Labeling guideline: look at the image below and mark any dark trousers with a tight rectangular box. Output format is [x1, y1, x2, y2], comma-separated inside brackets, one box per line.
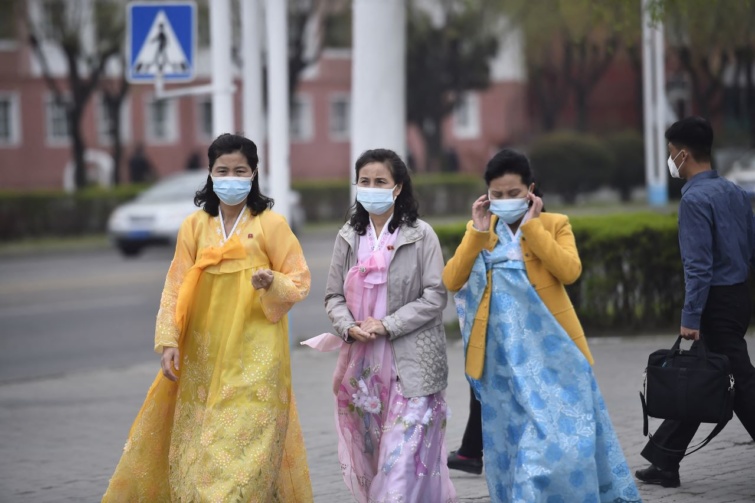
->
[641, 283, 755, 470]
[457, 385, 484, 459]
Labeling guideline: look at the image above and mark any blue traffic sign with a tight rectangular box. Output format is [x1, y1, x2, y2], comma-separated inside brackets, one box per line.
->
[127, 2, 196, 83]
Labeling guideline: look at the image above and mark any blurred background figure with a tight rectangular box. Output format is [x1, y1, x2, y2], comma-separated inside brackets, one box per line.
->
[128, 143, 155, 184]
[184, 150, 203, 171]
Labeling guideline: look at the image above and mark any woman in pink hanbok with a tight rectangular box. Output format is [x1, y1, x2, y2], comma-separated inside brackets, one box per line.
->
[305, 149, 457, 502]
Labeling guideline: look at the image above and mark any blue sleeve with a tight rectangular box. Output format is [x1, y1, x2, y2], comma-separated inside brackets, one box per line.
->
[678, 197, 714, 330]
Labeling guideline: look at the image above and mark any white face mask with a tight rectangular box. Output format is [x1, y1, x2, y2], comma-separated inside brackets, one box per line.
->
[488, 196, 529, 224]
[356, 186, 398, 215]
[211, 175, 254, 206]
[667, 151, 685, 179]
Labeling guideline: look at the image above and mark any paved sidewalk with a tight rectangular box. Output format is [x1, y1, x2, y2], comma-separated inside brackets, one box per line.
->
[1, 335, 753, 502]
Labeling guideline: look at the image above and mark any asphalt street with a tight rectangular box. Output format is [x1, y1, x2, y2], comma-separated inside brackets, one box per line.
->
[0, 229, 339, 383]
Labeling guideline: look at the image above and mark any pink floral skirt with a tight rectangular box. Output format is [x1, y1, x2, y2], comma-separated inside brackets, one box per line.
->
[334, 338, 458, 503]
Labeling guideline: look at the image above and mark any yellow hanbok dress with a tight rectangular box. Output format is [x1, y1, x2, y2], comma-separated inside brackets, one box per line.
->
[103, 208, 313, 503]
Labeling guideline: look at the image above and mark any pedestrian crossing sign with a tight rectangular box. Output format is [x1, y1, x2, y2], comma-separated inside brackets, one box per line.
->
[127, 2, 196, 83]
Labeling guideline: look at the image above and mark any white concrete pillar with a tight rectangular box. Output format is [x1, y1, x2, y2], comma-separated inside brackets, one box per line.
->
[210, 0, 234, 137]
[265, 0, 291, 222]
[350, 0, 406, 200]
[242, 0, 266, 172]
[641, 0, 667, 206]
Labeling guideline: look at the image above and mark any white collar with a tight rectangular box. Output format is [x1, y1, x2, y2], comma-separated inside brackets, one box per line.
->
[368, 213, 394, 250]
[219, 206, 246, 242]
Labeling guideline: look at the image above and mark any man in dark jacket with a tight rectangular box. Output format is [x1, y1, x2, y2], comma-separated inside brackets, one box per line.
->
[636, 116, 755, 488]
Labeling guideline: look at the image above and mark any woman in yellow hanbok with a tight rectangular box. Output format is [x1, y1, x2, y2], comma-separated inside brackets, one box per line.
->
[103, 134, 313, 503]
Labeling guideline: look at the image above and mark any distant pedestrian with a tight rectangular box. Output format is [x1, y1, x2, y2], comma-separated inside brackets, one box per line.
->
[303, 149, 458, 502]
[184, 150, 202, 171]
[128, 143, 154, 183]
[103, 134, 313, 502]
[636, 116, 755, 488]
[444, 149, 640, 502]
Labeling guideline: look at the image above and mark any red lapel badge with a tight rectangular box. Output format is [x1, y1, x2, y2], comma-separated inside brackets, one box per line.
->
[387, 245, 395, 251]
[248, 233, 254, 239]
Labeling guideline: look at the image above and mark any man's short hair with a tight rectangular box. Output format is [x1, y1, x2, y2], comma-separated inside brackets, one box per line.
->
[665, 116, 713, 162]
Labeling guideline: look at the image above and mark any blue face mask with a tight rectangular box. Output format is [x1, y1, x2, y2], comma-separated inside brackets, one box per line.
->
[211, 175, 254, 206]
[488, 197, 529, 224]
[356, 186, 397, 215]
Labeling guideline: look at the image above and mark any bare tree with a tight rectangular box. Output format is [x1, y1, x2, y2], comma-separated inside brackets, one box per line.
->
[406, 0, 499, 171]
[26, 0, 123, 190]
[94, 0, 129, 185]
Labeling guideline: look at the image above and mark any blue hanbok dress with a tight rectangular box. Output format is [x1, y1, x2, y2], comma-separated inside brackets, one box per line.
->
[454, 220, 641, 503]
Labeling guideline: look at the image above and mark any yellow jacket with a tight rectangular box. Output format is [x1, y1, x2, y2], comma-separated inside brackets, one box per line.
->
[443, 213, 594, 379]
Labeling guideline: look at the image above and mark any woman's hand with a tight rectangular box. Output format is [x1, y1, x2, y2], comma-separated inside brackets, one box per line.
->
[348, 323, 375, 342]
[361, 317, 388, 337]
[472, 194, 491, 231]
[526, 192, 543, 220]
[161, 347, 180, 382]
[252, 269, 274, 290]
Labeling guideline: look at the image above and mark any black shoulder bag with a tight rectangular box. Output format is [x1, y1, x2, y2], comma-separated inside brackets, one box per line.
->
[639, 335, 735, 456]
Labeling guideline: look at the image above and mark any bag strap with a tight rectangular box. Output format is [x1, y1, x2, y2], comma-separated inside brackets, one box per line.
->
[640, 373, 735, 457]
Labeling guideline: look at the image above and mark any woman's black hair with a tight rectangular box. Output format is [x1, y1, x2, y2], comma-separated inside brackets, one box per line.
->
[484, 148, 545, 207]
[348, 149, 419, 235]
[194, 133, 274, 216]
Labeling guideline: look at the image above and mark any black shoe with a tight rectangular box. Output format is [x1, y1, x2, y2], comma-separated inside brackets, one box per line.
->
[447, 450, 483, 475]
[635, 464, 680, 488]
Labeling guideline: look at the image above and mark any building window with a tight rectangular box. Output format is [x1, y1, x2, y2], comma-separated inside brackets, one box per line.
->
[46, 95, 69, 143]
[97, 95, 130, 145]
[290, 94, 313, 142]
[0, 93, 20, 146]
[329, 94, 350, 140]
[38, 0, 65, 40]
[452, 92, 480, 140]
[145, 96, 178, 143]
[197, 97, 213, 140]
[0, 0, 18, 48]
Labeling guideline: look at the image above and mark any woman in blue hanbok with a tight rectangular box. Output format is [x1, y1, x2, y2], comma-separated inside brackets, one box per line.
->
[443, 149, 641, 503]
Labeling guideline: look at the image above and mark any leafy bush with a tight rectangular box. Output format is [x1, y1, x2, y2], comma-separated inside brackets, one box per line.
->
[292, 173, 486, 223]
[435, 212, 755, 333]
[0, 175, 486, 240]
[528, 131, 614, 204]
[604, 131, 645, 202]
[0, 185, 145, 240]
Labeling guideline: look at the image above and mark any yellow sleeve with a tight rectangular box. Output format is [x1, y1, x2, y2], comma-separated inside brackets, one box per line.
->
[259, 212, 311, 323]
[442, 220, 490, 292]
[520, 216, 582, 285]
[154, 216, 198, 353]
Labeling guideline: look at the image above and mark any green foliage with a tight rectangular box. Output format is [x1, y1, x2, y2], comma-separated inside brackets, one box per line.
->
[0, 185, 144, 240]
[528, 131, 614, 203]
[603, 131, 645, 202]
[292, 174, 486, 222]
[436, 212, 690, 333]
[0, 175, 487, 240]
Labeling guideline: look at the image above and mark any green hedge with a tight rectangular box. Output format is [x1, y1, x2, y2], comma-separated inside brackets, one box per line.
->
[0, 175, 484, 241]
[292, 173, 485, 223]
[436, 212, 753, 334]
[0, 185, 146, 240]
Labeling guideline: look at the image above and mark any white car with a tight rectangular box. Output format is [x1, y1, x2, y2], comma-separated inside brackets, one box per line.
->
[724, 151, 755, 198]
[107, 172, 304, 256]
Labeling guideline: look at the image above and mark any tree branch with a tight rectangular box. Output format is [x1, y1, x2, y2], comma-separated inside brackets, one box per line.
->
[27, 31, 66, 106]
